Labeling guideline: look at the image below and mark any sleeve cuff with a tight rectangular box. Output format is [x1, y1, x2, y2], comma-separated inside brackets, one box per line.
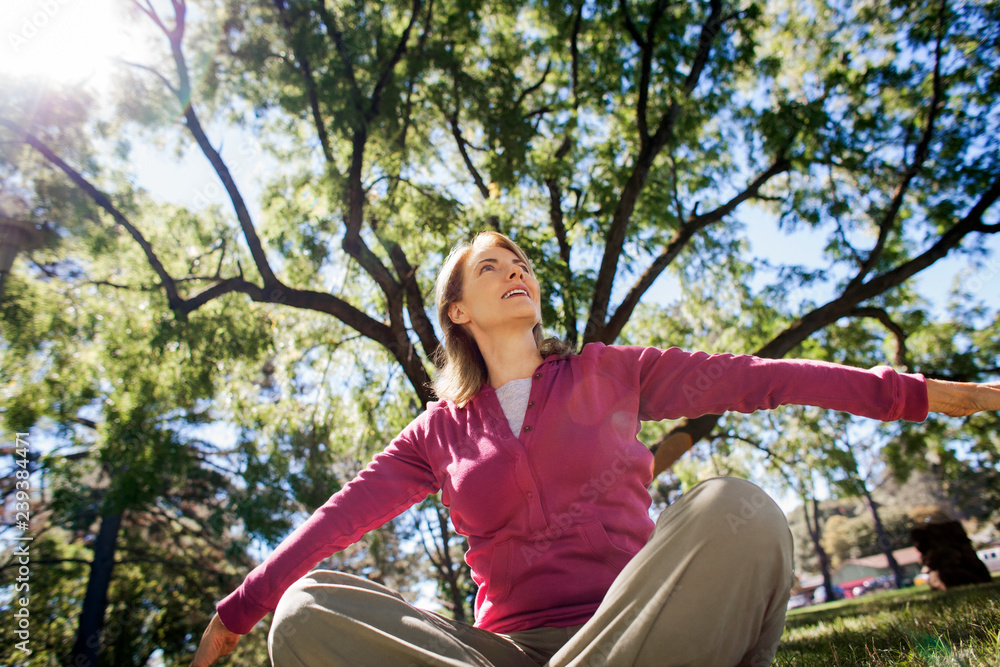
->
[898, 370, 929, 422]
[216, 586, 271, 635]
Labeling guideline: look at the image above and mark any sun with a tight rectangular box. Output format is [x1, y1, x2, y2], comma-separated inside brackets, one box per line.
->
[0, 0, 157, 91]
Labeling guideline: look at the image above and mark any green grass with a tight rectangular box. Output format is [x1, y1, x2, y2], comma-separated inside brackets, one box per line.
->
[775, 578, 1000, 666]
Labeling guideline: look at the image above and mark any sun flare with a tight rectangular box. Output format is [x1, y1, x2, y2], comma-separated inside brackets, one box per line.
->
[0, 0, 155, 91]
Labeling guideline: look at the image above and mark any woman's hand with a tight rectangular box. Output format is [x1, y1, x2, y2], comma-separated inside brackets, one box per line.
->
[926, 379, 1000, 417]
[191, 613, 241, 667]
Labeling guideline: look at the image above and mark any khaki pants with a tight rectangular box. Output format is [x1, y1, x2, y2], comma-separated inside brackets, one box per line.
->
[268, 477, 793, 667]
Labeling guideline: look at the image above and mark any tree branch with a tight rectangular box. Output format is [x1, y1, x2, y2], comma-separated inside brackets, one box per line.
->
[723, 430, 800, 474]
[515, 60, 552, 111]
[585, 0, 723, 344]
[380, 234, 441, 360]
[369, 0, 422, 121]
[3, 120, 183, 309]
[827, 165, 865, 269]
[650, 170, 1000, 476]
[618, 0, 645, 49]
[338, 154, 432, 402]
[764, 170, 1000, 360]
[849, 307, 910, 369]
[340, 133, 401, 298]
[315, 1, 364, 110]
[117, 59, 178, 96]
[845, 0, 947, 291]
[274, 4, 429, 402]
[604, 155, 791, 342]
[546, 177, 579, 347]
[139, 1, 279, 289]
[273, 0, 337, 168]
[680, 0, 723, 95]
[637, 0, 669, 144]
[180, 106, 278, 289]
[568, 2, 582, 111]
[8, 113, 431, 403]
[444, 107, 491, 201]
[415, 511, 449, 577]
[539, 5, 584, 347]
[394, 0, 434, 153]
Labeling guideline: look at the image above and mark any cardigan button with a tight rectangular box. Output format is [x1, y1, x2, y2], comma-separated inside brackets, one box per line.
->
[533, 373, 542, 380]
[523, 425, 533, 432]
[527, 401, 535, 409]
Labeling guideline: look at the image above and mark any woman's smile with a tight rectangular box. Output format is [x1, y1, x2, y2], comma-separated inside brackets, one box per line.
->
[501, 287, 529, 299]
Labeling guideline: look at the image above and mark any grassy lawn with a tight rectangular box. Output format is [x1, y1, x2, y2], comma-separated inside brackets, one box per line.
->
[776, 577, 1000, 666]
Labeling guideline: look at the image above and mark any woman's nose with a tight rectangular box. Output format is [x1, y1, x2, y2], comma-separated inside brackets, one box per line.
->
[507, 265, 522, 279]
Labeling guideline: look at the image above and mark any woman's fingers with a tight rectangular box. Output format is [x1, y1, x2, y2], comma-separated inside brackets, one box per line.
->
[191, 613, 241, 667]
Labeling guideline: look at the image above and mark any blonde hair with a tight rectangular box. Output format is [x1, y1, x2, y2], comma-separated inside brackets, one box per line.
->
[431, 231, 572, 406]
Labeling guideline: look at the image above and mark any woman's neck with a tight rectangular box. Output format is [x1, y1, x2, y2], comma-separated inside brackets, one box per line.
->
[476, 329, 544, 388]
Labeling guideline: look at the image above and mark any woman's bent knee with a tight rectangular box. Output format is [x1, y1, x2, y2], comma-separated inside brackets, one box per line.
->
[672, 477, 790, 550]
[269, 578, 315, 654]
[269, 572, 354, 655]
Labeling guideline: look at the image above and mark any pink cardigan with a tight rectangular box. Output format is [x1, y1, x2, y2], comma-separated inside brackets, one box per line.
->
[216, 343, 928, 634]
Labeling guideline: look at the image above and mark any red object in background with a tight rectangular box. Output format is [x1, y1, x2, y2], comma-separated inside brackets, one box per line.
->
[837, 577, 876, 599]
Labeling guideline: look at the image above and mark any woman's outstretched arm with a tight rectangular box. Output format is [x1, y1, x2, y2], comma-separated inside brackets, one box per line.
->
[185, 416, 441, 664]
[637, 344, 1000, 474]
[650, 378, 1000, 475]
[926, 378, 1000, 416]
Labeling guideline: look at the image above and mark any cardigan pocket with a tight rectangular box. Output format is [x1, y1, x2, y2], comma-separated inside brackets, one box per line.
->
[580, 520, 636, 572]
[486, 538, 514, 605]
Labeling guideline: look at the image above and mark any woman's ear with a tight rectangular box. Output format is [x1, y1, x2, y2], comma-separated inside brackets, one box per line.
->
[448, 302, 470, 325]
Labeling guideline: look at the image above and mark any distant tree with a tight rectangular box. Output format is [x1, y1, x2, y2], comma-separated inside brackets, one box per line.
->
[1, 269, 276, 664]
[820, 514, 856, 570]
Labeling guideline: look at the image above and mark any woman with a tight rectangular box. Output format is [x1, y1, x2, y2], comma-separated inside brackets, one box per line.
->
[192, 231, 999, 667]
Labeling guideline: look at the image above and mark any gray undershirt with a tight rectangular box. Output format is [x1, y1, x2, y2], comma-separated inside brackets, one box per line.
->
[495, 377, 532, 435]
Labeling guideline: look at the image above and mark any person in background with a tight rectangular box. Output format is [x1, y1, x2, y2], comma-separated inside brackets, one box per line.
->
[191, 231, 1000, 667]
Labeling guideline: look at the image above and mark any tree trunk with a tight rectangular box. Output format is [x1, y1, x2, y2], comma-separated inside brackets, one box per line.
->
[805, 495, 838, 602]
[434, 504, 470, 624]
[863, 486, 906, 589]
[71, 511, 123, 666]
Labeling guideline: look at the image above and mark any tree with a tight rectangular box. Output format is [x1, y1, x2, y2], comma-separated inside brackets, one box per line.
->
[5, 0, 998, 416]
[3, 0, 1000, 652]
[412, 496, 478, 623]
[830, 428, 908, 589]
[1, 252, 277, 664]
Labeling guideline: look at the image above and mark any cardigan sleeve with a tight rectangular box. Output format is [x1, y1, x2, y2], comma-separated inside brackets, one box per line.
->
[585, 344, 928, 423]
[216, 427, 440, 634]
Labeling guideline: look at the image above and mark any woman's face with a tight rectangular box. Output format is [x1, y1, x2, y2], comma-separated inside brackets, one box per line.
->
[448, 244, 542, 337]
